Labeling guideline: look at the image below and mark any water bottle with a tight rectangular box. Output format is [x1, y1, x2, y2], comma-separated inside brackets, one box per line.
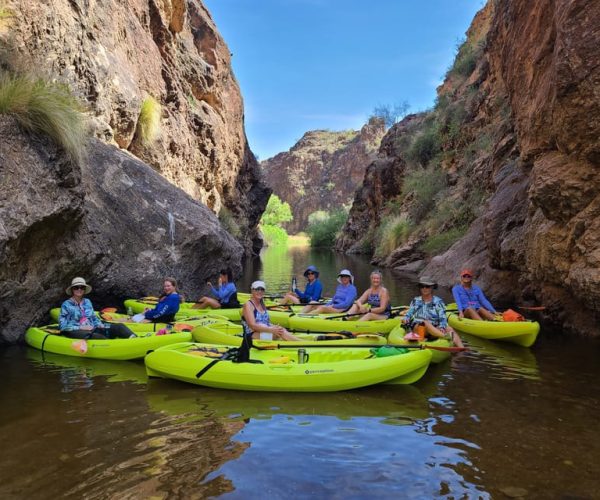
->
[291, 276, 297, 292]
[127, 306, 133, 317]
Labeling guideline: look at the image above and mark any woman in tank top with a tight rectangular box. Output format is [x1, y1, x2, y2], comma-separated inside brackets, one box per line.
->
[346, 270, 392, 321]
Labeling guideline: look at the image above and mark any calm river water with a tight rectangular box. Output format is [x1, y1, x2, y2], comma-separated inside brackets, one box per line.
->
[1, 245, 599, 499]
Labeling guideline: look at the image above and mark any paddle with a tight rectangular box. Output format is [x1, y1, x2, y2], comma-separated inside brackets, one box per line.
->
[287, 328, 385, 337]
[324, 306, 409, 320]
[256, 343, 466, 353]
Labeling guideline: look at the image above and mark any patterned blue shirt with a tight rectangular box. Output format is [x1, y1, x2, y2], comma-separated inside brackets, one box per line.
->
[404, 295, 448, 329]
[59, 298, 102, 331]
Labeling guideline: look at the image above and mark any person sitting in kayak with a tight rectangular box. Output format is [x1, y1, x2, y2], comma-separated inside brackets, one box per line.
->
[301, 269, 357, 315]
[452, 268, 496, 321]
[59, 277, 136, 339]
[242, 281, 300, 341]
[402, 276, 464, 348]
[346, 270, 391, 321]
[192, 268, 240, 309]
[279, 265, 323, 305]
[131, 277, 181, 323]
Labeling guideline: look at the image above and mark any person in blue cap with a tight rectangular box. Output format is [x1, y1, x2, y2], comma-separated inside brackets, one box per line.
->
[279, 265, 323, 305]
[302, 269, 357, 314]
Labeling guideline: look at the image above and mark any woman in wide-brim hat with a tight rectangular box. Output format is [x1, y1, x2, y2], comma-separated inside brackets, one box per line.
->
[279, 265, 323, 306]
[402, 276, 464, 348]
[58, 277, 135, 340]
[302, 269, 357, 315]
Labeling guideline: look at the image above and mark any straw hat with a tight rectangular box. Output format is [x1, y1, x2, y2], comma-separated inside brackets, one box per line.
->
[66, 277, 92, 295]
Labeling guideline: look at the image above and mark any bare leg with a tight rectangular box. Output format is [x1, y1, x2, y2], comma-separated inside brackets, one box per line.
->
[306, 305, 344, 315]
[279, 293, 300, 305]
[192, 296, 221, 309]
[358, 312, 388, 321]
[477, 307, 496, 321]
[463, 307, 483, 320]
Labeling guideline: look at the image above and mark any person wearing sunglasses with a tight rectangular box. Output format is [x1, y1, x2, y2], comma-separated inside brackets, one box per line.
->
[451, 268, 496, 321]
[192, 268, 240, 310]
[279, 265, 323, 306]
[402, 276, 464, 348]
[58, 277, 136, 339]
[242, 281, 300, 341]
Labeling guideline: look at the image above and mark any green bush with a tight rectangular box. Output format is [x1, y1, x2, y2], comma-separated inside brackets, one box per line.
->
[402, 163, 447, 221]
[306, 209, 348, 248]
[421, 227, 467, 255]
[260, 194, 293, 226]
[375, 215, 412, 256]
[0, 72, 88, 164]
[137, 96, 161, 144]
[218, 206, 242, 238]
[448, 39, 477, 79]
[261, 224, 288, 246]
[404, 119, 441, 167]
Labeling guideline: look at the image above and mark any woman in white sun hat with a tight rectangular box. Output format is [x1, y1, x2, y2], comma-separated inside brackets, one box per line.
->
[302, 269, 357, 315]
[58, 277, 136, 339]
[242, 280, 300, 341]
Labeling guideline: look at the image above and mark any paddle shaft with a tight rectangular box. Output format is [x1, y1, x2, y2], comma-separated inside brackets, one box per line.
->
[324, 306, 408, 320]
[262, 343, 466, 353]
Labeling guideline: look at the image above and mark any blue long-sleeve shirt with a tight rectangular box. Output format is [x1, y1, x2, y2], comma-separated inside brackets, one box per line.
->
[452, 284, 495, 313]
[210, 282, 237, 304]
[144, 293, 181, 320]
[59, 298, 102, 331]
[327, 284, 357, 311]
[295, 279, 323, 302]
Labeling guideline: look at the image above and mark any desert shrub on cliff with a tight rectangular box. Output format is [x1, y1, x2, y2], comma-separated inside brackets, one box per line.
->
[404, 118, 442, 167]
[421, 227, 466, 255]
[0, 71, 87, 164]
[402, 162, 447, 221]
[306, 208, 348, 248]
[137, 96, 161, 144]
[375, 215, 412, 256]
[371, 102, 410, 129]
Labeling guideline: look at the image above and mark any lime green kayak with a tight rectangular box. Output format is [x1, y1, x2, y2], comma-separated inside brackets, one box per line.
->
[447, 313, 540, 347]
[25, 325, 192, 360]
[387, 324, 452, 364]
[190, 316, 387, 347]
[49, 307, 223, 333]
[145, 342, 432, 391]
[287, 314, 401, 334]
[123, 298, 242, 321]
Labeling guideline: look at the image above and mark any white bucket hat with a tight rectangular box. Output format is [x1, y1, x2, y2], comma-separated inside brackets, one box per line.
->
[337, 269, 354, 284]
[66, 277, 92, 295]
[251, 280, 266, 291]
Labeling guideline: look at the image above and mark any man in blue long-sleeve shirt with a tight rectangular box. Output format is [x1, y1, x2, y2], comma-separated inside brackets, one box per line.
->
[193, 268, 240, 309]
[452, 268, 496, 321]
[302, 269, 357, 314]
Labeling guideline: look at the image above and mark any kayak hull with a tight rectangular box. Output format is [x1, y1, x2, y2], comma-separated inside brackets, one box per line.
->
[387, 325, 452, 364]
[145, 342, 432, 391]
[287, 314, 401, 334]
[447, 313, 540, 347]
[25, 326, 191, 360]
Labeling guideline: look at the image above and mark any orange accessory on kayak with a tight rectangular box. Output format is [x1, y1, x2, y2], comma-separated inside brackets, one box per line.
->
[502, 309, 525, 322]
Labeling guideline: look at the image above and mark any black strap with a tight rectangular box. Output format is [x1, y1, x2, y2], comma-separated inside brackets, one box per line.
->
[40, 333, 51, 355]
[195, 359, 221, 378]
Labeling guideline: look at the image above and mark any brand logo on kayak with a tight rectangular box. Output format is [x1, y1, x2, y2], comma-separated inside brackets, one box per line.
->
[304, 369, 334, 374]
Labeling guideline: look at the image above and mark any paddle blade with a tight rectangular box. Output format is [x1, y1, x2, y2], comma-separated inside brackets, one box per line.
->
[71, 339, 88, 354]
[101, 307, 118, 313]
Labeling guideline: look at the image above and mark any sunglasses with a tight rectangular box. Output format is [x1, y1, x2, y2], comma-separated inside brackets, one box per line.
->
[461, 274, 473, 278]
[306, 272, 315, 275]
[419, 284, 433, 289]
[253, 287, 265, 292]
[72, 285, 86, 290]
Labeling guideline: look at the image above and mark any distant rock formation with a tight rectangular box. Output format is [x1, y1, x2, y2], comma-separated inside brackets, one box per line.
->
[3, 0, 269, 252]
[261, 118, 385, 233]
[337, 0, 600, 337]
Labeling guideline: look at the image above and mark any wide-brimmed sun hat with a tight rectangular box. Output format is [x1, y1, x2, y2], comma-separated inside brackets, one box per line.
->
[337, 269, 354, 284]
[303, 265, 320, 278]
[251, 280, 266, 291]
[418, 276, 437, 288]
[66, 277, 92, 295]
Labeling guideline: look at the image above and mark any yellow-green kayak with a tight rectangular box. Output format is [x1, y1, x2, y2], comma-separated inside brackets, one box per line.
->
[387, 324, 452, 364]
[25, 325, 192, 360]
[447, 313, 540, 347]
[123, 298, 242, 321]
[145, 342, 432, 391]
[190, 316, 388, 347]
[287, 314, 401, 334]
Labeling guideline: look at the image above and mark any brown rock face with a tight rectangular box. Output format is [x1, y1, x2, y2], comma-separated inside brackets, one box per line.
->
[339, 0, 600, 336]
[0, 117, 243, 344]
[261, 118, 385, 233]
[5, 0, 269, 252]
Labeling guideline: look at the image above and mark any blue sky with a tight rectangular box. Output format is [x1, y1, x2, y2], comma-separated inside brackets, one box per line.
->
[204, 0, 484, 160]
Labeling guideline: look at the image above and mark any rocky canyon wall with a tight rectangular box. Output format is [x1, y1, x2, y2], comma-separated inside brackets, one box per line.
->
[338, 0, 600, 336]
[3, 0, 269, 252]
[261, 118, 385, 233]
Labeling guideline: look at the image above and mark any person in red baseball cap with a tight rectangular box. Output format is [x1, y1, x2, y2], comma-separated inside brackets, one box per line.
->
[452, 269, 497, 321]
